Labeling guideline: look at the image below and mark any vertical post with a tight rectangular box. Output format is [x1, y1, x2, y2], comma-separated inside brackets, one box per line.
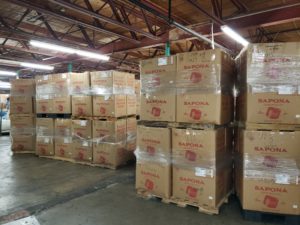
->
[165, 41, 171, 57]
[16, 70, 20, 79]
[68, 62, 73, 72]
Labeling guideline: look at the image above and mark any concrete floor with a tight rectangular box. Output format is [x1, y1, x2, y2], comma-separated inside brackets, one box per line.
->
[0, 135, 276, 225]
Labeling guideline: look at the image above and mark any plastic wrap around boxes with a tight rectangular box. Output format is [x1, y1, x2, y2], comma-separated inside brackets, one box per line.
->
[10, 79, 36, 153]
[236, 43, 300, 216]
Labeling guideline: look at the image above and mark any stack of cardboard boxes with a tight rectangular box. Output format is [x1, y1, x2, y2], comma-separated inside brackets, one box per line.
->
[136, 49, 234, 213]
[236, 43, 300, 216]
[10, 79, 36, 153]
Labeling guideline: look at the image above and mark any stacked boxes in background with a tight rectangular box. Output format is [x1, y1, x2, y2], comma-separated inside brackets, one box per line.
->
[135, 79, 141, 116]
[36, 118, 55, 156]
[236, 43, 300, 215]
[136, 50, 234, 213]
[10, 79, 36, 153]
[54, 119, 72, 159]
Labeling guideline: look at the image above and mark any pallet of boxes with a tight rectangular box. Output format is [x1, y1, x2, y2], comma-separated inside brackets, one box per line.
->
[235, 42, 300, 224]
[71, 71, 136, 169]
[10, 79, 36, 154]
[136, 49, 234, 214]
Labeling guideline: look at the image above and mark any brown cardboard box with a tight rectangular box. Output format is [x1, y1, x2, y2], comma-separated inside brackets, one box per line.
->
[136, 162, 171, 198]
[126, 73, 135, 93]
[72, 96, 93, 117]
[10, 114, 35, 131]
[11, 134, 35, 153]
[176, 92, 233, 124]
[52, 73, 71, 94]
[35, 75, 53, 98]
[36, 136, 54, 156]
[36, 118, 54, 136]
[172, 165, 232, 209]
[53, 96, 71, 114]
[136, 95, 141, 116]
[140, 92, 176, 122]
[137, 125, 171, 155]
[93, 95, 126, 117]
[10, 79, 35, 96]
[10, 96, 33, 114]
[176, 49, 233, 89]
[72, 140, 93, 162]
[140, 56, 176, 90]
[92, 119, 126, 142]
[135, 80, 141, 95]
[55, 119, 72, 137]
[90, 70, 127, 93]
[126, 117, 137, 151]
[238, 92, 300, 124]
[93, 142, 130, 167]
[55, 137, 73, 158]
[72, 119, 92, 139]
[126, 95, 136, 115]
[70, 72, 90, 93]
[36, 98, 53, 114]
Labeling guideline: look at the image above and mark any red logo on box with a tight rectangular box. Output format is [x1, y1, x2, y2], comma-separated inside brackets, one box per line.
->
[152, 77, 161, 86]
[99, 156, 106, 163]
[185, 150, 196, 161]
[263, 195, 279, 208]
[190, 72, 202, 83]
[77, 107, 84, 115]
[100, 107, 106, 115]
[266, 107, 281, 119]
[263, 156, 278, 168]
[145, 179, 154, 190]
[266, 68, 280, 79]
[58, 105, 64, 112]
[151, 107, 161, 117]
[18, 88, 25, 94]
[17, 144, 24, 150]
[17, 106, 23, 112]
[41, 105, 46, 112]
[146, 146, 155, 156]
[59, 148, 65, 156]
[40, 147, 46, 155]
[186, 186, 198, 198]
[190, 109, 201, 120]
[78, 151, 84, 160]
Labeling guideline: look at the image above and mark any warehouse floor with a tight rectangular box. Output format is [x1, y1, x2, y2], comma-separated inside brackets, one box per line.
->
[0, 135, 273, 225]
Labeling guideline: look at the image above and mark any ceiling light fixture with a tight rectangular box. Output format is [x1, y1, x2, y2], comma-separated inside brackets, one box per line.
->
[30, 40, 110, 61]
[221, 25, 249, 47]
[0, 81, 11, 89]
[20, 62, 54, 71]
[0, 70, 17, 76]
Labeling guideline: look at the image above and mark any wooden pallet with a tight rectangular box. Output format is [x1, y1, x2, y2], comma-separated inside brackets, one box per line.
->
[137, 189, 232, 215]
[138, 120, 231, 130]
[241, 122, 300, 131]
[36, 113, 72, 119]
[242, 209, 300, 225]
[72, 115, 136, 121]
[12, 151, 35, 155]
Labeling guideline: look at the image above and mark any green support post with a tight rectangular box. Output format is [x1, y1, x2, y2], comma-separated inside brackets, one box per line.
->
[68, 62, 73, 72]
[165, 41, 171, 57]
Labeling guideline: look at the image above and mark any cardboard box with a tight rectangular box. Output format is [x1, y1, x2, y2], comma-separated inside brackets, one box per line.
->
[36, 118, 54, 136]
[72, 140, 93, 162]
[36, 136, 54, 156]
[10, 114, 35, 132]
[70, 72, 90, 94]
[10, 79, 35, 96]
[126, 73, 135, 94]
[136, 162, 171, 198]
[140, 56, 176, 91]
[55, 119, 72, 137]
[126, 117, 137, 151]
[127, 95, 136, 115]
[238, 92, 300, 124]
[72, 119, 92, 139]
[93, 142, 130, 167]
[172, 165, 232, 209]
[35, 75, 53, 97]
[240, 42, 300, 86]
[10, 96, 33, 114]
[52, 73, 71, 95]
[176, 49, 233, 89]
[137, 125, 171, 156]
[176, 92, 233, 124]
[90, 70, 127, 94]
[92, 119, 126, 142]
[54, 137, 73, 158]
[135, 80, 141, 95]
[136, 95, 141, 115]
[11, 134, 35, 153]
[53, 96, 71, 114]
[93, 95, 126, 117]
[36, 98, 53, 114]
[72, 96, 93, 117]
[140, 93, 176, 122]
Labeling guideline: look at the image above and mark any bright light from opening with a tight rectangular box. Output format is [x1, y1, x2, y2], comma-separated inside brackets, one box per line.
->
[0, 81, 11, 89]
[221, 25, 249, 47]
[0, 70, 17, 76]
[20, 62, 54, 71]
[30, 40, 110, 61]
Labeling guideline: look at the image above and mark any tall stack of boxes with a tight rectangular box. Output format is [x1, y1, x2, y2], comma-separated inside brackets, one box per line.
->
[10, 79, 36, 153]
[236, 43, 300, 216]
[136, 49, 234, 212]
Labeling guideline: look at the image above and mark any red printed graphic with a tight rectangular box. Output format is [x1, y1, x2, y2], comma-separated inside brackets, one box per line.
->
[41, 105, 47, 112]
[58, 105, 64, 112]
[98, 156, 106, 163]
[17, 144, 24, 151]
[186, 186, 198, 198]
[152, 77, 161, 86]
[266, 68, 280, 80]
[185, 150, 197, 161]
[145, 179, 154, 190]
[190, 109, 201, 120]
[146, 146, 155, 156]
[190, 72, 202, 83]
[266, 107, 281, 119]
[263, 195, 279, 208]
[77, 107, 84, 115]
[100, 107, 106, 115]
[17, 106, 23, 112]
[18, 88, 25, 94]
[78, 151, 84, 160]
[40, 147, 46, 155]
[263, 156, 278, 168]
[151, 107, 161, 117]
[59, 148, 65, 156]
